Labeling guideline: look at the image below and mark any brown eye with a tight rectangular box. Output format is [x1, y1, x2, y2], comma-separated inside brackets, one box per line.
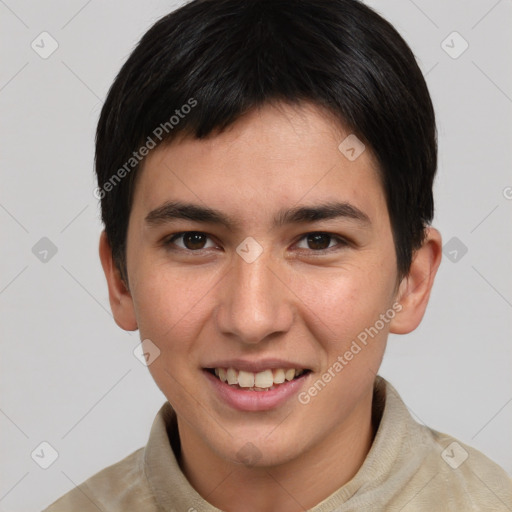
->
[306, 233, 332, 250]
[166, 232, 215, 251]
[182, 232, 208, 250]
[295, 232, 348, 252]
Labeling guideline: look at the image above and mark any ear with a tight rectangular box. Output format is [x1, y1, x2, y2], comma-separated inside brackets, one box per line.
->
[99, 231, 138, 331]
[390, 227, 442, 334]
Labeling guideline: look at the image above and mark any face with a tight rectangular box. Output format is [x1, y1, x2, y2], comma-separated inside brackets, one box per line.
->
[120, 102, 404, 467]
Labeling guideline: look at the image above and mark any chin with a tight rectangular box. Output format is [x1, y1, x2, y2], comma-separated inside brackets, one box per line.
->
[211, 427, 307, 469]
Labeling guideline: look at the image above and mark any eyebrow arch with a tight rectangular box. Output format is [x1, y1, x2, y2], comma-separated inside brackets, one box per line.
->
[144, 200, 371, 230]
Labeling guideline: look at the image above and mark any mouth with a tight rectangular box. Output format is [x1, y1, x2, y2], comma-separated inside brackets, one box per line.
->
[204, 367, 312, 392]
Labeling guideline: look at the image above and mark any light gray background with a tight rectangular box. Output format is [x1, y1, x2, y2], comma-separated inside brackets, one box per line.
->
[1, 1, 511, 510]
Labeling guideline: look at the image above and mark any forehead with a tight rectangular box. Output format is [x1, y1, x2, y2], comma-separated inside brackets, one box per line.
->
[131, 102, 386, 227]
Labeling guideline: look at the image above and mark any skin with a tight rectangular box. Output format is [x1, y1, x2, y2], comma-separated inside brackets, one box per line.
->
[100, 101, 442, 511]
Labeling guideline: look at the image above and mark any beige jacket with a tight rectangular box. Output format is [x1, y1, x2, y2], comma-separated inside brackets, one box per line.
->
[42, 377, 512, 511]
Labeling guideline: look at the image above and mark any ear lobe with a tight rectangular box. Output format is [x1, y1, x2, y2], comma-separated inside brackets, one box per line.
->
[390, 227, 442, 335]
[99, 231, 138, 331]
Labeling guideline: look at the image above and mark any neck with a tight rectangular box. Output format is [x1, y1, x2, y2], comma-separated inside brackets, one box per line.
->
[177, 388, 376, 512]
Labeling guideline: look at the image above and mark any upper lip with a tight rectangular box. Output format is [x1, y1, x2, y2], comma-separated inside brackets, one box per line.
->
[204, 359, 310, 373]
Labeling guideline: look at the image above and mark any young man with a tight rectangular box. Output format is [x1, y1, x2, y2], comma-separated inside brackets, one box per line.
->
[44, 0, 512, 510]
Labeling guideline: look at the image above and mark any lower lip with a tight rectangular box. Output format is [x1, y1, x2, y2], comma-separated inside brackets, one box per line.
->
[203, 370, 310, 412]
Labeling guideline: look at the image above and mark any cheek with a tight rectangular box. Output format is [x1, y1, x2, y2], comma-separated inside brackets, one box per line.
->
[131, 263, 220, 350]
[293, 262, 395, 343]
[131, 266, 216, 410]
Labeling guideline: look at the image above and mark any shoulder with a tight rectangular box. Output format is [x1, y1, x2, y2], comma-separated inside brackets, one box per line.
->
[375, 379, 512, 511]
[42, 447, 158, 512]
[410, 426, 512, 511]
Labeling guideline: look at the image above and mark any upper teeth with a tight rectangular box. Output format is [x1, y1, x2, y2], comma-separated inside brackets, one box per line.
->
[214, 368, 305, 389]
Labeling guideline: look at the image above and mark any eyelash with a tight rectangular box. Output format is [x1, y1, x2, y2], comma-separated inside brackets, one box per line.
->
[163, 231, 349, 254]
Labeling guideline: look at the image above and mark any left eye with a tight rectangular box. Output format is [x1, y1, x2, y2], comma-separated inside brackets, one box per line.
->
[296, 232, 346, 251]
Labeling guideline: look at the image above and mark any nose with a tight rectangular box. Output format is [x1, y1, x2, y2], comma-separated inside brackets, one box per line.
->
[215, 251, 294, 345]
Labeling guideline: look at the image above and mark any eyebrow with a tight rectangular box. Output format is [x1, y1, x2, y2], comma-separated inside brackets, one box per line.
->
[144, 200, 371, 230]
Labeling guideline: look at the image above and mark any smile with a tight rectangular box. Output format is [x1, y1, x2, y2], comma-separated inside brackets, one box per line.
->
[203, 365, 312, 411]
[207, 367, 309, 391]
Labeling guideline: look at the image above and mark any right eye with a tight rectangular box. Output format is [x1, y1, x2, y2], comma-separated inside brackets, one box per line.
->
[164, 231, 218, 251]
